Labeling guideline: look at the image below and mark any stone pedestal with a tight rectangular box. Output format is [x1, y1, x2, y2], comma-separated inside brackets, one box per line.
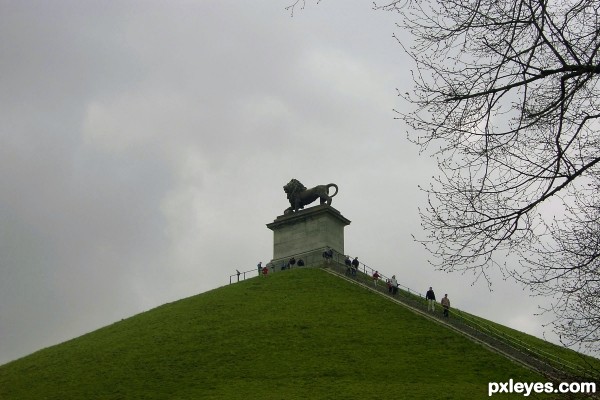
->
[266, 205, 351, 271]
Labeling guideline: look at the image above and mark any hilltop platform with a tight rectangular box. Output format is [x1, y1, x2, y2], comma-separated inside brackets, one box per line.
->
[266, 205, 351, 270]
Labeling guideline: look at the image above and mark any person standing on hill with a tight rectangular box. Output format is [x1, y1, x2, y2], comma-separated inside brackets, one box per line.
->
[350, 259, 357, 277]
[345, 255, 351, 266]
[257, 262, 262, 276]
[390, 275, 398, 295]
[441, 294, 450, 317]
[372, 270, 380, 286]
[344, 256, 352, 275]
[322, 247, 333, 264]
[351, 257, 359, 276]
[426, 287, 436, 312]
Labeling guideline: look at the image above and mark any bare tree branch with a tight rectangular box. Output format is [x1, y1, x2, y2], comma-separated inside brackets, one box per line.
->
[289, 0, 600, 354]
[388, 0, 600, 353]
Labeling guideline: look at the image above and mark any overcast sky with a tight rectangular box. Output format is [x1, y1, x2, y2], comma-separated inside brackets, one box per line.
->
[0, 0, 565, 365]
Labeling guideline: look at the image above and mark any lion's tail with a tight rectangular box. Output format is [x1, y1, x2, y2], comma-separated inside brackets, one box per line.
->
[327, 183, 339, 198]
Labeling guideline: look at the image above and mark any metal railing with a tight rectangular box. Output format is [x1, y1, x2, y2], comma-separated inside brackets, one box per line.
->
[229, 246, 337, 284]
[449, 308, 598, 379]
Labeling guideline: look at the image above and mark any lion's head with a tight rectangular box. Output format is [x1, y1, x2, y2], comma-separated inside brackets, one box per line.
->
[283, 179, 307, 200]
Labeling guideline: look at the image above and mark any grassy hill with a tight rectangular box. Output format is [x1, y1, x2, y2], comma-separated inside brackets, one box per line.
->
[0, 268, 574, 399]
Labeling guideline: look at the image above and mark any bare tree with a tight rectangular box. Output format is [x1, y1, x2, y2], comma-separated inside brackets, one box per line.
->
[522, 177, 600, 352]
[373, 0, 600, 353]
[289, 0, 600, 352]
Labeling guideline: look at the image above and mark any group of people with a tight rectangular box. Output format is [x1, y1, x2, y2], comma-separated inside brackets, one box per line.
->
[257, 257, 306, 277]
[285, 257, 305, 269]
[386, 274, 398, 295]
[324, 249, 361, 278]
[426, 287, 451, 317]
[371, 271, 399, 297]
[344, 255, 360, 277]
[371, 271, 452, 318]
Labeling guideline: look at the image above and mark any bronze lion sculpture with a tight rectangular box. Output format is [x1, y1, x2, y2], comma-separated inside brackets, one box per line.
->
[283, 179, 339, 214]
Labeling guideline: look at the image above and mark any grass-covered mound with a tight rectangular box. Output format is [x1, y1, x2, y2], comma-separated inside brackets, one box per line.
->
[0, 268, 554, 399]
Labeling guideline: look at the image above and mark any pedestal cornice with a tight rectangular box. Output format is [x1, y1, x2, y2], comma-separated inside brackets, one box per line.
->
[267, 204, 351, 231]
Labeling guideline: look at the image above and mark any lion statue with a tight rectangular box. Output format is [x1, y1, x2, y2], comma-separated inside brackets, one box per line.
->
[283, 179, 339, 214]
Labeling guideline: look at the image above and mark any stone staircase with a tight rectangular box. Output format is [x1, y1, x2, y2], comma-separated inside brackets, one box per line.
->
[323, 261, 600, 385]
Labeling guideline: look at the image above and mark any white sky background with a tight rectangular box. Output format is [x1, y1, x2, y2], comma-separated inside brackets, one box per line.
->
[0, 0, 561, 365]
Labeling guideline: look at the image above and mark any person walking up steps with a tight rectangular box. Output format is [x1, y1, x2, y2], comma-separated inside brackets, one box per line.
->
[350, 261, 357, 277]
[322, 247, 333, 264]
[390, 275, 398, 295]
[441, 294, 450, 317]
[372, 270, 380, 286]
[351, 257, 359, 275]
[426, 287, 436, 312]
[344, 256, 352, 275]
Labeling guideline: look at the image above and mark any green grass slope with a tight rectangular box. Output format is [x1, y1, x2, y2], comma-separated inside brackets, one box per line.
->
[0, 268, 556, 399]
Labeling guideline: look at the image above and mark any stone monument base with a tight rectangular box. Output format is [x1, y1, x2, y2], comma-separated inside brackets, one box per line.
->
[266, 205, 351, 272]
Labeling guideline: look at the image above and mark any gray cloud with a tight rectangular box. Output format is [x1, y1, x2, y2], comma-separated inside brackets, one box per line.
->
[0, 1, 564, 364]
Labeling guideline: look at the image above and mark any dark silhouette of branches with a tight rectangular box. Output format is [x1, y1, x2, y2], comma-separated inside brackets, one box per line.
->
[286, 0, 321, 17]
[520, 175, 600, 354]
[289, 0, 600, 353]
[378, 0, 600, 353]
